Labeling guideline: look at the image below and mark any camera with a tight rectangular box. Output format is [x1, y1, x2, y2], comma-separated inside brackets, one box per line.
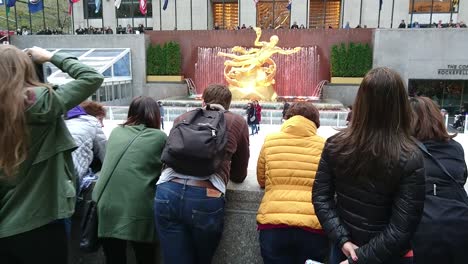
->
[34, 62, 45, 83]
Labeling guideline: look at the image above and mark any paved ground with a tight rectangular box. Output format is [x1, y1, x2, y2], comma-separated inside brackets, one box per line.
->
[103, 120, 468, 192]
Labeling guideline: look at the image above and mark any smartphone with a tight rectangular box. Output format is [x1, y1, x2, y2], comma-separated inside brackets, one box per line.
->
[34, 61, 45, 83]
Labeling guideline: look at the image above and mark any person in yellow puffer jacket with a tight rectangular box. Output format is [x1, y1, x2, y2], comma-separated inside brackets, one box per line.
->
[257, 101, 329, 264]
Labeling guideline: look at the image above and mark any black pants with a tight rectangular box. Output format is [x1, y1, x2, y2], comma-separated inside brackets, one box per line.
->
[102, 237, 157, 264]
[0, 221, 68, 264]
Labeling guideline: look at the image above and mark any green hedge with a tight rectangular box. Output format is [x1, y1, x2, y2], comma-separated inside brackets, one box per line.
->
[147, 41, 182, 75]
[331, 42, 372, 77]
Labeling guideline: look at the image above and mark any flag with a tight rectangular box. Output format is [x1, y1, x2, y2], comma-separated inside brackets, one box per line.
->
[5, 0, 16, 16]
[139, 0, 147, 15]
[115, 0, 121, 9]
[95, 0, 100, 13]
[162, 0, 168, 10]
[379, 0, 383, 10]
[28, 0, 43, 14]
[286, 0, 291, 11]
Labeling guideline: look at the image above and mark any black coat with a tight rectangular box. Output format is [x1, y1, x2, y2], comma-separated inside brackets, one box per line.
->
[313, 137, 425, 264]
[412, 139, 468, 264]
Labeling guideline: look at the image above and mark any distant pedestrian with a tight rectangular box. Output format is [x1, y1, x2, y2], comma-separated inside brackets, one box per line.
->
[158, 100, 165, 130]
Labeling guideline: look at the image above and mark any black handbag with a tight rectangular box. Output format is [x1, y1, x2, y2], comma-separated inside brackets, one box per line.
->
[79, 129, 145, 252]
[412, 142, 468, 263]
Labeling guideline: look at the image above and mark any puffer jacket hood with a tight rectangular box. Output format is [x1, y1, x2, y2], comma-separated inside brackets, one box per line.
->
[67, 106, 87, 119]
[256, 115, 325, 229]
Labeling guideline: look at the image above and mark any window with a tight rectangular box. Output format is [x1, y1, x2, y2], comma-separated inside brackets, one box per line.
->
[84, 0, 103, 19]
[408, 80, 468, 115]
[309, 0, 341, 29]
[256, 0, 291, 29]
[409, 0, 459, 13]
[213, 2, 239, 30]
[117, 0, 153, 19]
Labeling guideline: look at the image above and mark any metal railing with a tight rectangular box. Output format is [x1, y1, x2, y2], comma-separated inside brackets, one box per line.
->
[105, 106, 350, 127]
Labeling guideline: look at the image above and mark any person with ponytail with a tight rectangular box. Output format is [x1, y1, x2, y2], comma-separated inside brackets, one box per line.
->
[0, 45, 104, 263]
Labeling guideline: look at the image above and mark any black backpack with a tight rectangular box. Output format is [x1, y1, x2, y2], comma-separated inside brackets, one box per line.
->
[161, 107, 228, 176]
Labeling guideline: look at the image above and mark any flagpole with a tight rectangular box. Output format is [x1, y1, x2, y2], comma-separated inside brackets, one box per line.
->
[14, 4, 18, 31]
[378, 3, 381, 28]
[131, 0, 134, 29]
[56, 0, 60, 29]
[6, 3, 10, 42]
[429, 0, 434, 25]
[29, 8, 32, 33]
[42, 1, 46, 30]
[390, 0, 395, 28]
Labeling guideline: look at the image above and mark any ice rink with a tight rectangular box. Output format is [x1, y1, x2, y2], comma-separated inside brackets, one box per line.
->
[103, 120, 468, 192]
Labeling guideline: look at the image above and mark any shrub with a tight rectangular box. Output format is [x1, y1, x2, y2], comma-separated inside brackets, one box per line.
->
[146, 41, 182, 75]
[330, 42, 373, 77]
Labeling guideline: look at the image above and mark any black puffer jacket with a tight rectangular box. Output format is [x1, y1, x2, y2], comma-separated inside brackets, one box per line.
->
[312, 138, 425, 264]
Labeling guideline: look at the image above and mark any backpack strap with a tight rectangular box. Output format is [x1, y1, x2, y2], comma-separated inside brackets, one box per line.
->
[415, 141, 468, 200]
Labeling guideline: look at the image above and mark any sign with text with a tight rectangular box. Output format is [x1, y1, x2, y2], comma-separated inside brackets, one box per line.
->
[438, 65, 468, 76]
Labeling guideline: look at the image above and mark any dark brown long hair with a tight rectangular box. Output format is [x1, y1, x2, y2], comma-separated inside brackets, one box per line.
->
[410, 96, 455, 142]
[123, 96, 161, 129]
[328, 67, 416, 178]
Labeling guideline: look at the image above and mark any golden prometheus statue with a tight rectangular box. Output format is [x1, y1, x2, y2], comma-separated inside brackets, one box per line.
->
[218, 27, 301, 101]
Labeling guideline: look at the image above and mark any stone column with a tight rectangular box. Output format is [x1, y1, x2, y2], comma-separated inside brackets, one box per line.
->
[192, 0, 209, 29]
[458, 0, 468, 24]
[102, 0, 117, 31]
[73, 1, 86, 31]
[239, 0, 257, 28]
[152, 0, 161, 30]
[291, 0, 308, 28]
[342, 0, 361, 28]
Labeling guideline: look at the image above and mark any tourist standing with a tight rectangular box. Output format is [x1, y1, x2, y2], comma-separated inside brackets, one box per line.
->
[93, 96, 166, 264]
[254, 100, 262, 133]
[257, 102, 328, 263]
[398, 20, 407, 28]
[313, 68, 425, 264]
[65, 101, 107, 183]
[247, 102, 257, 135]
[282, 100, 290, 121]
[0, 46, 104, 263]
[409, 96, 468, 264]
[158, 100, 165, 130]
[291, 21, 299, 29]
[154, 84, 250, 264]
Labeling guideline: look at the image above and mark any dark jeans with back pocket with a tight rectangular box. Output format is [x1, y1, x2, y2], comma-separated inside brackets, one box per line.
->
[154, 181, 225, 264]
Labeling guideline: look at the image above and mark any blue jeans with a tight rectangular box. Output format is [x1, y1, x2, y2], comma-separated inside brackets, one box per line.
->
[329, 243, 413, 264]
[154, 181, 225, 264]
[260, 228, 328, 264]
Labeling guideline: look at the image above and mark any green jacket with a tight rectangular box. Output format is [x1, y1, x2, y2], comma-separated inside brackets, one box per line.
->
[0, 54, 104, 238]
[93, 125, 166, 242]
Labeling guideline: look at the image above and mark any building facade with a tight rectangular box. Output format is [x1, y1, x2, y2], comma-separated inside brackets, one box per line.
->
[73, 0, 468, 31]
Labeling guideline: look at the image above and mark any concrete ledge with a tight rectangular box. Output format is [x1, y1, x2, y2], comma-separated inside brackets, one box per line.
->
[146, 82, 188, 100]
[147, 75, 185, 82]
[323, 84, 360, 108]
[330, 77, 363, 84]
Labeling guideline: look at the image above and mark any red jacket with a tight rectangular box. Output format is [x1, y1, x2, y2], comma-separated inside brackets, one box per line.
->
[255, 105, 262, 123]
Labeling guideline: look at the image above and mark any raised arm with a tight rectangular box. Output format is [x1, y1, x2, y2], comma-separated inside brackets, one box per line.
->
[354, 150, 425, 264]
[313, 142, 351, 248]
[253, 27, 266, 47]
[26, 47, 104, 117]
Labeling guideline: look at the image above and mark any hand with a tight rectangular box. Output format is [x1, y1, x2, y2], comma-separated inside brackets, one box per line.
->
[341, 241, 359, 262]
[25, 46, 53, 64]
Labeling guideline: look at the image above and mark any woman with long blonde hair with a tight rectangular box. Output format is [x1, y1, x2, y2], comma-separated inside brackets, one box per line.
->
[0, 45, 103, 263]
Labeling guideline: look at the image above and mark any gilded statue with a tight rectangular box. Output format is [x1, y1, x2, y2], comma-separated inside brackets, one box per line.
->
[218, 27, 301, 101]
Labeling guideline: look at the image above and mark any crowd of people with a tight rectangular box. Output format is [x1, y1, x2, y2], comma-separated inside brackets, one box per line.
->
[398, 19, 467, 28]
[0, 45, 468, 264]
[75, 24, 146, 35]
